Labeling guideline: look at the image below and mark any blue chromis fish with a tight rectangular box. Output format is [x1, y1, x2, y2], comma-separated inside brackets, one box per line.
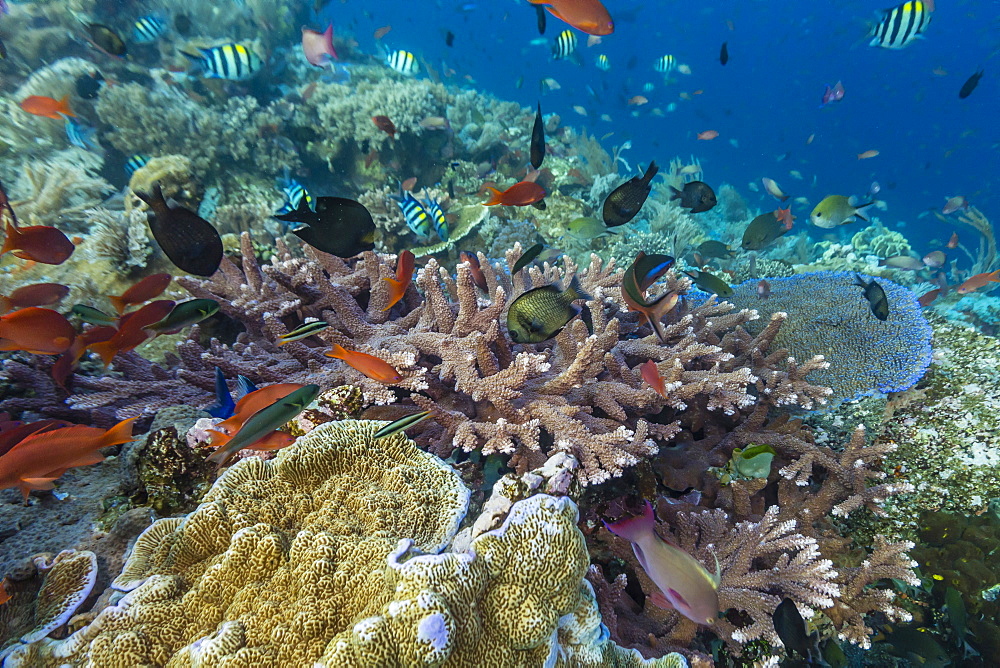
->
[654, 54, 676, 73]
[132, 15, 167, 43]
[552, 29, 577, 60]
[397, 192, 433, 237]
[184, 43, 264, 80]
[386, 49, 419, 75]
[595, 54, 610, 71]
[64, 118, 99, 151]
[870, 1, 931, 50]
[124, 154, 150, 177]
[605, 501, 720, 625]
[276, 181, 314, 215]
[424, 198, 449, 241]
[506, 275, 591, 344]
[809, 195, 873, 229]
[206, 384, 319, 467]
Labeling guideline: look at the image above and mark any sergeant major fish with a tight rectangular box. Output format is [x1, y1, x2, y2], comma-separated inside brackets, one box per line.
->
[870, 1, 931, 49]
[183, 43, 264, 80]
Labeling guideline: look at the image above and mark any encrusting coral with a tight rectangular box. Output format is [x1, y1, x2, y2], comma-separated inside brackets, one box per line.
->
[5, 422, 682, 668]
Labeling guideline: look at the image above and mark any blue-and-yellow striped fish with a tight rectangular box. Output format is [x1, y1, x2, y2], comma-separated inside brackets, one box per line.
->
[386, 49, 419, 75]
[125, 154, 150, 177]
[654, 54, 676, 73]
[870, 1, 931, 49]
[397, 192, 433, 237]
[184, 43, 263, 80]
[595, 54, 610, 71]
[424, 198, 449, 242]
[552, 29, 577, 60]
[132, 16, 167, 43]
[276, 181, 313, 215]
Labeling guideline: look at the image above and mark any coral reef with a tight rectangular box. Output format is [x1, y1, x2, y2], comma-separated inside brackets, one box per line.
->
[9, 152, 113, 229]
[723, 271, 933, 402]
[81, 207, 152, 275]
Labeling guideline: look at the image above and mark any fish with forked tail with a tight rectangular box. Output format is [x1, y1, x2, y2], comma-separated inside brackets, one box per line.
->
[603, 161, 658, 227]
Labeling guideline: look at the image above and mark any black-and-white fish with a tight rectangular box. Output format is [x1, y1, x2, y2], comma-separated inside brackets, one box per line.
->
[183, 43, 264, 80]
[386, 49, 419, 75]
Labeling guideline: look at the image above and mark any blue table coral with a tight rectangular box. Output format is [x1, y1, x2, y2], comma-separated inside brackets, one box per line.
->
[717, 271, 933, 403]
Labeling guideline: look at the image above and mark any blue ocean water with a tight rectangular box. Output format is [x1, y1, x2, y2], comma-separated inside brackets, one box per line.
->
[337, 0, 998, 260]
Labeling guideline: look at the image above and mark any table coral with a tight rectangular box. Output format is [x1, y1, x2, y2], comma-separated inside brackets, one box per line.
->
[724, 271, 933, 402]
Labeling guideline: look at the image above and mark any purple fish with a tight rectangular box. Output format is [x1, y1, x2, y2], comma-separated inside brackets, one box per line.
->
[819, 80, 845, 107]
[605, 501, 720, 625]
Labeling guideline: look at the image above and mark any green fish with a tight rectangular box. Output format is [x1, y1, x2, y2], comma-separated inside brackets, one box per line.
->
[207, 384, 320, 467]
[278, 321, 329, 345]
[506, 275, 591, 344]
[809, 195, 873, 229]
[144, 299, 219, 334]
[741, 213, 790, 251]
[373, 410, 432, 439]
[511, 243, 544, 275]
[564, 216, 614, 241]
[696, 240, 736, 259]
[684, 271, 734, 298]
[853, 274, 889, 321]
[72, 304, 117, 326]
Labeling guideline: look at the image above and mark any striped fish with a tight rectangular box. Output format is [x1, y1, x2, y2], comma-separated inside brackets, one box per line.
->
[552, 29, 577, 60]
[132, 16, 167, 43]
[124, 154, 150, 177]
[386, 49, 418, 75]
[276, 181, 313, 215]
[654, 54, 676, 73]
[185, 43, 263, 80]
[870, 1, 931, 49]
[595, 54, 610, 71]
[424, 198, 449, 242]
[397, 192, 433, 237]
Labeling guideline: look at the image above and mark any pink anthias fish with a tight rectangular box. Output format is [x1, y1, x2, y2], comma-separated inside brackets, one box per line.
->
[605, 501, 721, 625]
[301, 24, 337, 67]
[819, 81, 845, 107]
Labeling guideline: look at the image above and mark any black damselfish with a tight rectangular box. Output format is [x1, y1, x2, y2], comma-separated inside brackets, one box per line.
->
[134, 184, 222, 277]
[275, 196, 376, 258]
[959, 69, 983, 99]
[530, 102, 545, 169]
[602, 161, 658, 227]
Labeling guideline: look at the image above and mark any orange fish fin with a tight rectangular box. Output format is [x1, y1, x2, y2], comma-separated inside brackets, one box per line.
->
[57, 95, 75, 118]
[20, 477, 58, 491]
[100, 417, 137, 448]
[60, 452, 106, 469]
[87, 341, 119, 368]
[382, 277, 405, 311]
[325, 343, 347, 360]
[107, 295, 128, 315]
[649, 590, 675, 610]
[0, 220, 20, 256]
[482, 186, 504, 206]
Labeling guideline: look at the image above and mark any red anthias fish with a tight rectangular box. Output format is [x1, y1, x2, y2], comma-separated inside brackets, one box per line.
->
[0, 218, 75, 265]
[19, 95, 75, 119]
[0, 307, 76, 355]
[0, 418, 135, 500]
[773, 206, 796, 230]
[0, 283, 69, 315]
[88, 300, 175, 366]
[527, 0, 614, 36]
[326, 343, 403, 383]
[956, 270, 1000, 295]
[207, 383, 305, 450]
[383, 249, 415, 311]
[460, 250, 488, 292]
[482, 181, 546, 206]
[51, 325, 117, 389]
[0, 419, 72, 458]
[108, 273, 172, 315]
[820, 81, 845, 107]
[639, 360, 667, 398]
[372, 115, 396, 138]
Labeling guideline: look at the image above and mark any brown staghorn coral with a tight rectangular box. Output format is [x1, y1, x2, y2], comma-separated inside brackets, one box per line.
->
[5, 423, 681, 667]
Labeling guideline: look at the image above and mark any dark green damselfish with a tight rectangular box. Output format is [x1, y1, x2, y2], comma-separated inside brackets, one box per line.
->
[506, 276, 591, 344]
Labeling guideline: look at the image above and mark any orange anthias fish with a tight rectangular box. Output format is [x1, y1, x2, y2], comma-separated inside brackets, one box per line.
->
[19, 95, 75, 119]
[460, 250, 488, 292]
[372, 115, 396, 138]
[383, 249, 415, 311]
[918, 289, 941, 307]
[107, 273, 172, 315]
[482, 181, 546, 206]
[51, 326, 116, 389]
[0, 283, 70, 315]
[1, 219, 75, 265]
[774, 206, 796, 230]
[527, 0, 614, 36]
[207, 383, 305, 449]
[956, 270, 1000, 295]
[0, 578, 10, 606]
[639, 360, 667, 398]
[0, 307, 75, 355]
[0, 419, 72, 458]
[0, 418, 135, 500]
[88, 299, 175, 366]
[326, 343, 403, 383]
[947, 232, 959, 249]
[697, 130, 719, 140]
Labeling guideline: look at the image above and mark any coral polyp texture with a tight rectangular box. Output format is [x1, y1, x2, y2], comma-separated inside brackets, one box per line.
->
[723, 271, 933, 402]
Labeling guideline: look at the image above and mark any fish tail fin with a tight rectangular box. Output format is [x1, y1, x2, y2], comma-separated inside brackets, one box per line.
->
[382, 277, 405, 311]
[101, 417, 137, 448]
[565, 275, 593, 302]
[0, 220, 20, 256]
[88, 340, 119, 368]
[641, 160, 660, 185]
[482, 186, 504, 206]
[604, 501, 656, 542]
[57, 95, 75, 117]
[647, 291, 679, 342]
[854, 201, 874, 222]
[107, 295, 128, 315]
[989, 270, 1000, 283]
[668, 185, 682, 201]
[326, 342, 347, 360]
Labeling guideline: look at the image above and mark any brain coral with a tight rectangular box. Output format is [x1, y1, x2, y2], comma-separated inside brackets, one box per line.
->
[7, 424, 674, 667]
[724, 271, 932, 402]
